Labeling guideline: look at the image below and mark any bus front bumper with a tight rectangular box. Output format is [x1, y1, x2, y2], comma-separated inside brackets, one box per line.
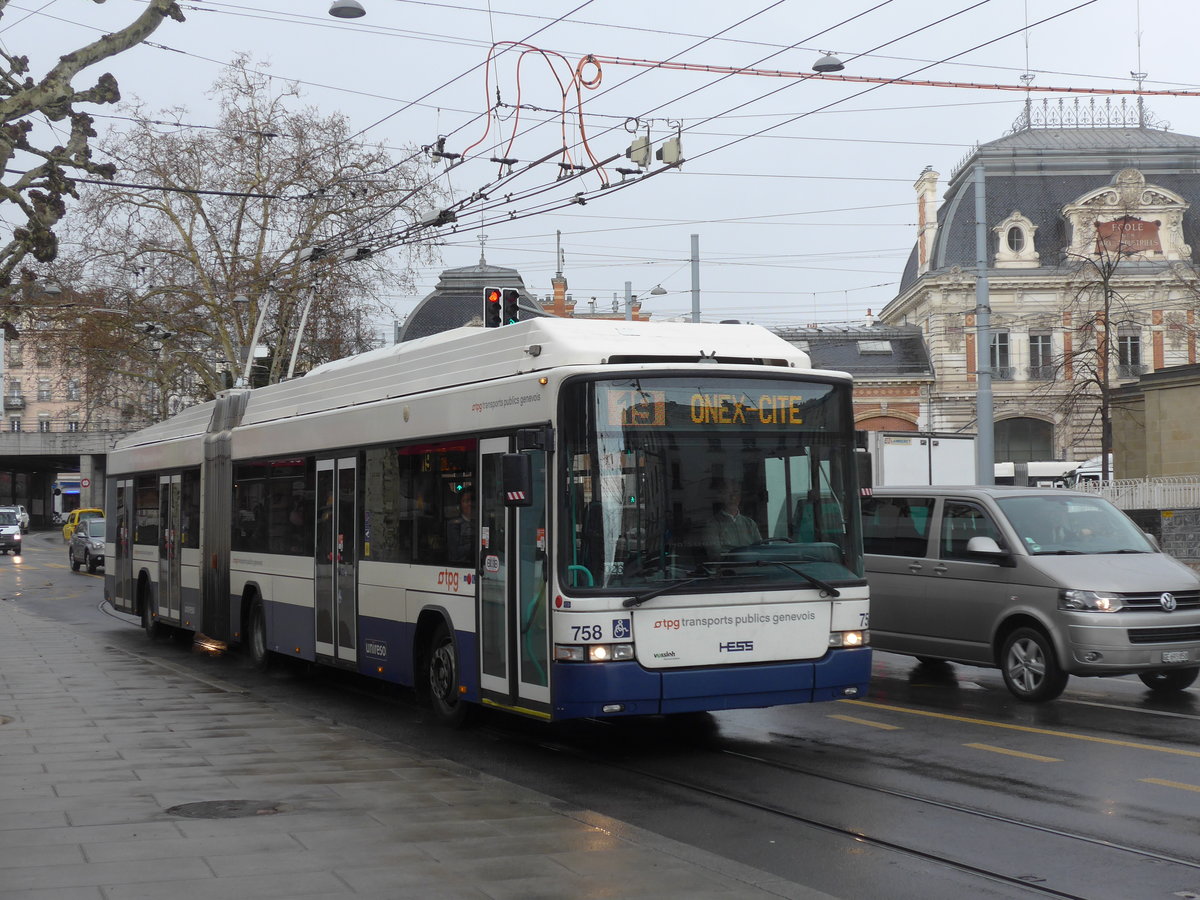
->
[550, 647, 871, 720]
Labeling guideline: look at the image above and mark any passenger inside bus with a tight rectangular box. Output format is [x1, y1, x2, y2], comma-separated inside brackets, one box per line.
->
[445, 487, 476, 566]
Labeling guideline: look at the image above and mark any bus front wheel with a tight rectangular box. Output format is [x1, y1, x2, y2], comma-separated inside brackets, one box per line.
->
[427, 623, 471, 728]
[247, 599, 272, 672]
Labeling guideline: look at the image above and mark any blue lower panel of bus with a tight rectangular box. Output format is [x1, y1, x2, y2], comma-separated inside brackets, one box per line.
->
[552, 647, 871, 719]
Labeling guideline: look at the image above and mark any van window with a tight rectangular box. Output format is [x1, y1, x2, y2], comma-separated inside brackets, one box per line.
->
[862, 496, 934, 556]
[940, 501, 1004, 560]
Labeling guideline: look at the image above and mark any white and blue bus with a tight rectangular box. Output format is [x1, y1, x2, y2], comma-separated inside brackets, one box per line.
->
[104, 318, 870, 723]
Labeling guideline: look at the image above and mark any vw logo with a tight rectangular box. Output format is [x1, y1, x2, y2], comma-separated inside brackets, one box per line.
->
[1160, 592, 1178, 612]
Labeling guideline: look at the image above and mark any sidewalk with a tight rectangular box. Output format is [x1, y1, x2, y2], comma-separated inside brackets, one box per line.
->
[0, 596, 837, 900]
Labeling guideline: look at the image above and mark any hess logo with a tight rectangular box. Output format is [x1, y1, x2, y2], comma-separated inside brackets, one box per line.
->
[719, 640, 754, 653]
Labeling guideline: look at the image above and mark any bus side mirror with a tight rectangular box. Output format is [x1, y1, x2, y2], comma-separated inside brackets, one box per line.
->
[502, 453, 533, 507]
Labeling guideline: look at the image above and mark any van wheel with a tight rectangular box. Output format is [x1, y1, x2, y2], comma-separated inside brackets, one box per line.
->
[1001, 627, 1067, 702]
[426, 622, 471, 728]
[1138, 667, 1199, 693]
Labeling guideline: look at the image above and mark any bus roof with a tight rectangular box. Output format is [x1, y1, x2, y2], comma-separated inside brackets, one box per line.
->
[115, 319, 833, 450]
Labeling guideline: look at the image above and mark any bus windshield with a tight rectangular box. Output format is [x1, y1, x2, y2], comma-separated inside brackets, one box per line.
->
[560, 375, 865, 592]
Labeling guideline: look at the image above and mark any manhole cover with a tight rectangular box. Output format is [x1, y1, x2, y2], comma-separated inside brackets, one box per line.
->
[165, 800, 279, 819]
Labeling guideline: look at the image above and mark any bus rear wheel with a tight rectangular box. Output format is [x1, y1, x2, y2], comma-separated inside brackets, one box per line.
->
[427, 622, 471, 728]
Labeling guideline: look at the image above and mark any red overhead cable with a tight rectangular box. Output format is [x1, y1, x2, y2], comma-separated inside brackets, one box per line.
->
[582, 54, 1200, 97]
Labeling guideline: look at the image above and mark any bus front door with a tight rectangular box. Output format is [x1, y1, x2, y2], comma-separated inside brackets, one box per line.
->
[315, 457, 358, 664]
[478, 439, 550, 715]
[158, 474, 182, 625]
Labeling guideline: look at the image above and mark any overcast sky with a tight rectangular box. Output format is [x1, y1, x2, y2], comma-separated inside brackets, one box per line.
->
[9, 0, 1199, 329]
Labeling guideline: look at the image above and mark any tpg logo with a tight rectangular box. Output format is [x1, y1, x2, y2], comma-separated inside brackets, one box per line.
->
[719, 640, 754, 653]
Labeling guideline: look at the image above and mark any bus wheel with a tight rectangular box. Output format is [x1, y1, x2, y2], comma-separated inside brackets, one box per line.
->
[142, 597, 162, 639]
[247, 599, 272, 672]
[427, 623, 471, 728]
[1138, 667, 1198, 693]
[1001, 627, 1067, 702]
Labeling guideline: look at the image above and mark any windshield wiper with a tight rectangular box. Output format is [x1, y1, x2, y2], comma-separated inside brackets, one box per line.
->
[623, 576, 713, 608]
[706, 559, 841, 597]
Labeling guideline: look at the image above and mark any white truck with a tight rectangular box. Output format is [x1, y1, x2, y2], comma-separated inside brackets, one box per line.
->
[860, 431, 977, 487]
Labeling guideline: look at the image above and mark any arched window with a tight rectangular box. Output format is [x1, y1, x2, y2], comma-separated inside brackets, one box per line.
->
[1006, 226, 1025, 253]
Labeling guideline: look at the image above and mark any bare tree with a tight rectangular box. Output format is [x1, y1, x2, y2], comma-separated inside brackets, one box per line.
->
[47, 56, 446, 416]
[0, 0, 184, 294]
[1054, 228, 1149, 481]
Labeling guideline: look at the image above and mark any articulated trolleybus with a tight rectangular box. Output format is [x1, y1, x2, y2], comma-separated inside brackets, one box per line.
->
[105, 318, 870, 723]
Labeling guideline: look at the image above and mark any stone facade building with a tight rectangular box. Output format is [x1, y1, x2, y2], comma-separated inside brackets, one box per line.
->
[880, 101, 1200, 466]
[772, 323, 935, 431]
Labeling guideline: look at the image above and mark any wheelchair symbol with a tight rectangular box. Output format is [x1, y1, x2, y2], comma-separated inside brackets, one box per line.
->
[612, 618, 631, 639]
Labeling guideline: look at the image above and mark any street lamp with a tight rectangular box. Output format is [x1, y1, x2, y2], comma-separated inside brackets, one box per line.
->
[812, 53, 845, 73]
[624, 282, 667, 321]
[329, 0, 366, 17]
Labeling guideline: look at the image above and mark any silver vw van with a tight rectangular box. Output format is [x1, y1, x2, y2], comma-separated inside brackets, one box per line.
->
[862, 486, 1200, 701]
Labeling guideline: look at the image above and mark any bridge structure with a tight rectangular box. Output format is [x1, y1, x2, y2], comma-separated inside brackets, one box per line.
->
[0, 431, 126, 528]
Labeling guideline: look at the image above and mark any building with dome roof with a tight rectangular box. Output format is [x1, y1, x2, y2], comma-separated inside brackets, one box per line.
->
[879, 99, 1200, 468]
[397, 259, 539, 343]
[398, 248, 651, 343]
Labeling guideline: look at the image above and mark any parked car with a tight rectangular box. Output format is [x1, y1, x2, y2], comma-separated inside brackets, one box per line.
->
[0, 508, 21, 555]
[62, 507, 103, 542]
[69, 517, 106, 574]
[862, 485, 1200, 702]
[0, 505, 23, 535]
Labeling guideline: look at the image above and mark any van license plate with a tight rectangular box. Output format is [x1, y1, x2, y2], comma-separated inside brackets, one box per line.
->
[1161, 650, 1190, 663]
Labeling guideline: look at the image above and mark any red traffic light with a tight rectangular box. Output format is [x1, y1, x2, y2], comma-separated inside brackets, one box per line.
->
[484, 286, 502, 327]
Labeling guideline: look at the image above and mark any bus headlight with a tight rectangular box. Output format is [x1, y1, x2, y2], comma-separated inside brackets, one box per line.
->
[554, 643, 635, 662]
[829, 630, 868, 647]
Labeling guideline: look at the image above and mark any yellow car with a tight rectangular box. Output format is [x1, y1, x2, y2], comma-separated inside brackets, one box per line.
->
[63, 508, 103, 542]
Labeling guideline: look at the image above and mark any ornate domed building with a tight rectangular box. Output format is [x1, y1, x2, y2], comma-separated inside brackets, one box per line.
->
[879, 100, 1200, 467]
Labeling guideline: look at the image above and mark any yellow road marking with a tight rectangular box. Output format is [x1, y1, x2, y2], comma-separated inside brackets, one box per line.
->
[843, 699, 1200, 758]
[829, 713, 901, 730]
[1140, 777, 1200, 793]
[965, 742, 1060, 762]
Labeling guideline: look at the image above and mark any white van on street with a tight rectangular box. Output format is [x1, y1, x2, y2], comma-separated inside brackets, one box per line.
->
[862, 485, 1200, 701]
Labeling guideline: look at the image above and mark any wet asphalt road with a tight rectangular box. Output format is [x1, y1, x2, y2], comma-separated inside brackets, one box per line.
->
[7, 529, 1200, 900]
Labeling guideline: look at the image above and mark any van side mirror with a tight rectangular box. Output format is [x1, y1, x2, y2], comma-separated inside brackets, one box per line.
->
[1143, 531, 1161, 552]
[501, 453, 533, 507]
[966, 535, 1009, 559]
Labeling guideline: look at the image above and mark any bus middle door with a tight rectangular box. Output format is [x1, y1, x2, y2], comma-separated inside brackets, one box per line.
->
[158, 474, 182, 625]
[314, 457, 358, 665]
[478, 438, 550, 716]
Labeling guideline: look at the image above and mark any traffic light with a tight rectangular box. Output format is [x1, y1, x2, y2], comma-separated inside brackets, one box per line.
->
[502, 289, 521, 326]
[483, 286, 502, 328]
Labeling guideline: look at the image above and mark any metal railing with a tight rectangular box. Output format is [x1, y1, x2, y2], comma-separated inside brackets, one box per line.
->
[1117, 363, 1147, 379]
[1075, 475, 1200, 510]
